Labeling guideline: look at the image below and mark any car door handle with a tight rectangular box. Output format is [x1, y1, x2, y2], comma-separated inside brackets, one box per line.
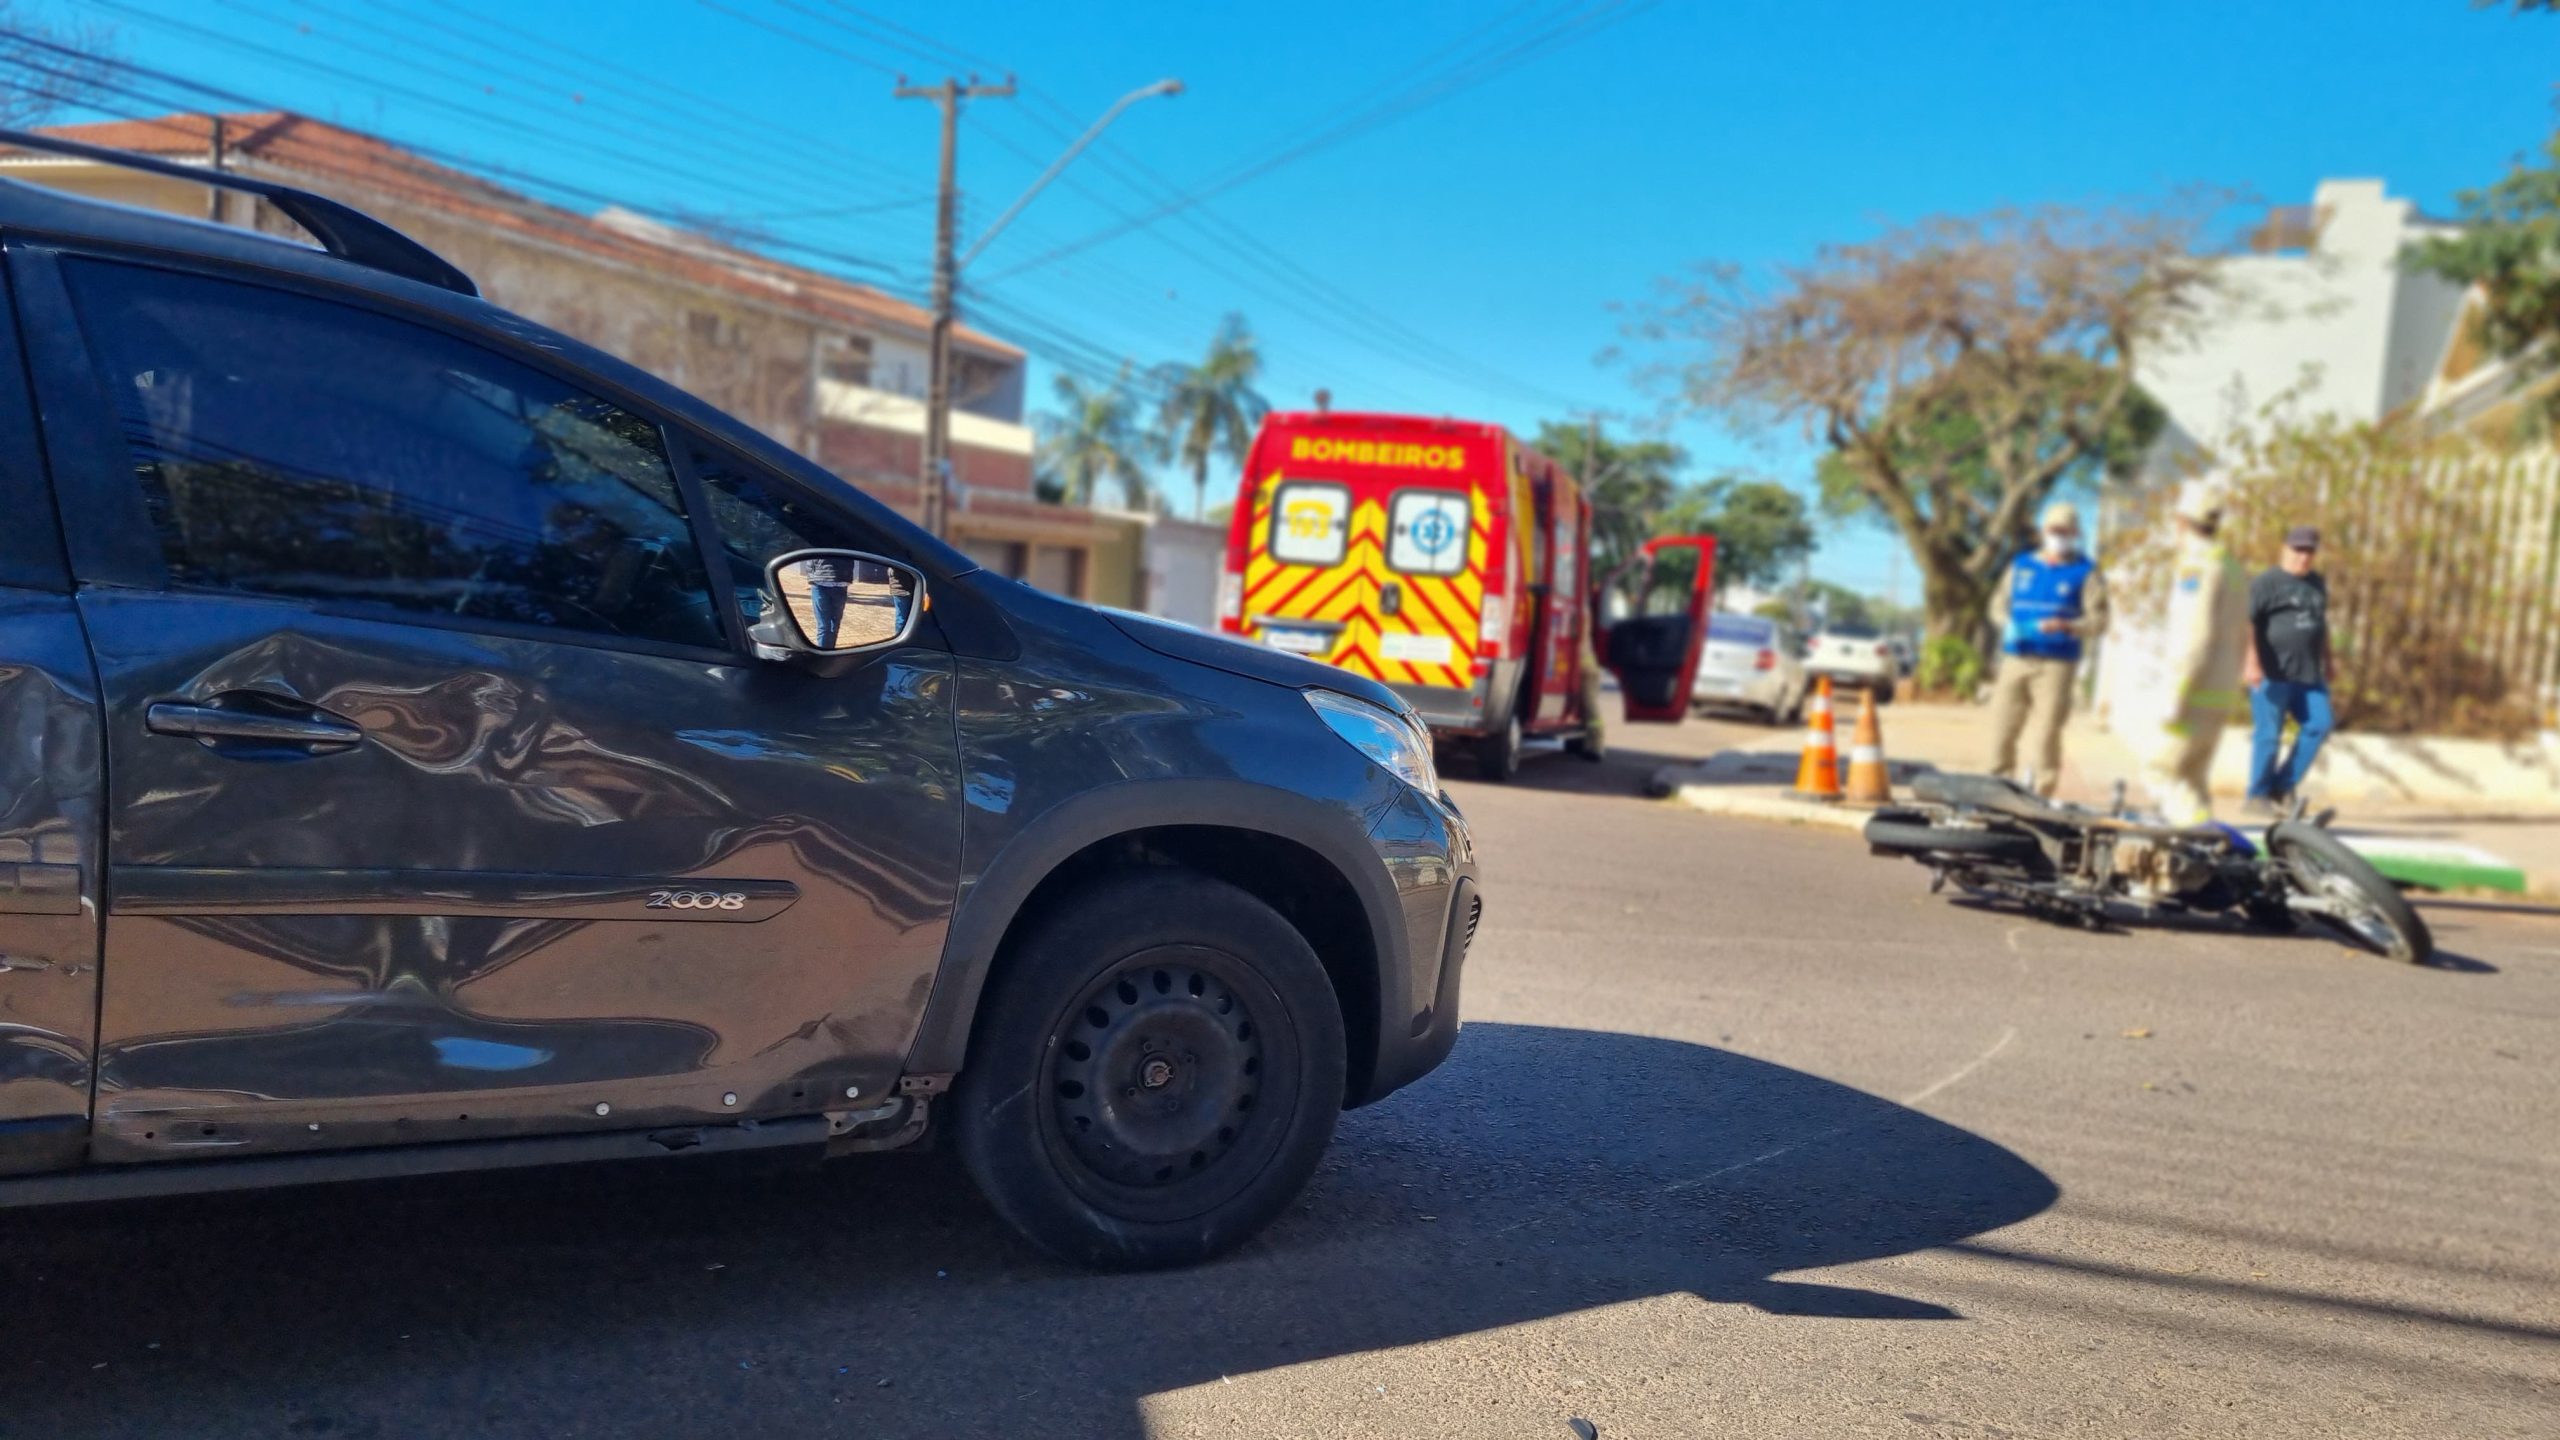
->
[145, 700, 366, 748]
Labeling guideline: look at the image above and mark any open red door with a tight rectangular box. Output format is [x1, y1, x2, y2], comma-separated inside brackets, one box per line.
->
[1599, 534, 1718, 723]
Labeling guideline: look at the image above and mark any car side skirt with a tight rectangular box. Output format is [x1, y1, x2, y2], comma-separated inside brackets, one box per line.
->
[0, 1115, 829, 1209]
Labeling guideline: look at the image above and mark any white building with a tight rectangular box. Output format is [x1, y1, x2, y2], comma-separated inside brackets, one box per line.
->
[2098, 180, 2468, 722]
[2138, 180, 2466, 474]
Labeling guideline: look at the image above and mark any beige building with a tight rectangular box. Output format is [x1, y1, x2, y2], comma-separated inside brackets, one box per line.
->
[3, 112, 1106, 596]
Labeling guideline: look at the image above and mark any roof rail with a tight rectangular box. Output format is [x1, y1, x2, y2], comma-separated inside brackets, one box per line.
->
[0, 125, 477, 298]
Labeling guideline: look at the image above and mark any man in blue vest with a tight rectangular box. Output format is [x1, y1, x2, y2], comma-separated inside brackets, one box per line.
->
[1986, 501, 2111, 796]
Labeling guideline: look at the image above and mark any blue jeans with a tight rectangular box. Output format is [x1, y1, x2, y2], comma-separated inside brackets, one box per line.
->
[2249, 680, 2333, 799]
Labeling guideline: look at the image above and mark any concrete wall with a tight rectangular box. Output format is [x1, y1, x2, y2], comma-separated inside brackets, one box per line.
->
[2137, 180, 2464, 471]
[1144, 516, 1229, 631]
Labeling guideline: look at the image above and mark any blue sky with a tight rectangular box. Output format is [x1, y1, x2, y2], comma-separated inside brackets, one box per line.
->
[39, 0, 2560, 595]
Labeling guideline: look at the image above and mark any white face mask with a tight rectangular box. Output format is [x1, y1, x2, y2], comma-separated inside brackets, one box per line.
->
[2042, 530, 2078, 558]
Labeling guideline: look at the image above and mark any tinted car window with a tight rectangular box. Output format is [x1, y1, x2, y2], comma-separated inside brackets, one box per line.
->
[690, 447, 873, 623]
[1708, 615, 1772, 644]
[61, 259, 722, 648]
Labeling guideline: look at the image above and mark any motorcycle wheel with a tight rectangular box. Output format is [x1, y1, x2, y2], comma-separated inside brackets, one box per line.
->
[2267, 822, 2433, 964]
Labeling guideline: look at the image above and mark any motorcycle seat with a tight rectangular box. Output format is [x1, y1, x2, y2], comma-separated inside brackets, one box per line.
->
[1911, 771, 2074, 823]
[1913, 771, 2242, 844]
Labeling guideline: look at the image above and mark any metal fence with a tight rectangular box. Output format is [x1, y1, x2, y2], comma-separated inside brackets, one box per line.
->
[2226, 448, 2560, 738]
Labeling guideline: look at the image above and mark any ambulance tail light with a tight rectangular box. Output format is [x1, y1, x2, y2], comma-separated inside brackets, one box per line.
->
[1755, 648, 1777, 671]
[1478, 596, 1508, 661]
[1217, 571, 1244, 632]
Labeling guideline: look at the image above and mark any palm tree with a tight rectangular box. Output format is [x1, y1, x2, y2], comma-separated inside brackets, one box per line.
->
[1153, 313, 1269, 519]
[1034, 370, 1157, 511]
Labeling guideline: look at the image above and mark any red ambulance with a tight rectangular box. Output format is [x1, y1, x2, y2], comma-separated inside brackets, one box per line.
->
[1217, 410, 1715, 779]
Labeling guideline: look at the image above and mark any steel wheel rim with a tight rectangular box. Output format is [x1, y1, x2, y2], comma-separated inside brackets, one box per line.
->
[1039, 943, 1295, 1219]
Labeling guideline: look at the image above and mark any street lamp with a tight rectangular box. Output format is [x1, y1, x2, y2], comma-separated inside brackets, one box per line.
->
[960, 79, 1182, 273]
[909, 77, 1182, 539]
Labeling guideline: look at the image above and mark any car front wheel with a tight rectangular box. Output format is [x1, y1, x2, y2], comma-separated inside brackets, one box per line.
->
[951, 873, 1348, 1269]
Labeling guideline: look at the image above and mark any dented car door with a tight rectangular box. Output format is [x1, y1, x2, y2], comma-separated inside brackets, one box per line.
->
[13, 245, 961, 1162]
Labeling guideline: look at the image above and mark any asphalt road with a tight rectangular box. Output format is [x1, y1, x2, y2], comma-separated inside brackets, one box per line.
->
[7, 715, 2556, 1439]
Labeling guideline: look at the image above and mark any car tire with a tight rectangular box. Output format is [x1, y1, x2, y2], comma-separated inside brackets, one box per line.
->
[1876, 681, 1897, 705]
[951, 872, 1347, 1270]
[1477, 712, 1522, 782]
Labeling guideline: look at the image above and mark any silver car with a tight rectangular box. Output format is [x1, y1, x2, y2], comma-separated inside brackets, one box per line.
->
[1691, 613, 1809, 723]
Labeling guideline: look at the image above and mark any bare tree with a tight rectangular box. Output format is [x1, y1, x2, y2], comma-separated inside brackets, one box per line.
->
[0, 2, 122, 129]
[1638, 201, 2225, 642]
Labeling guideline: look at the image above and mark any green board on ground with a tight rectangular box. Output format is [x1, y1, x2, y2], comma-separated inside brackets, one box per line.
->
[2336, 835, 2528, 895]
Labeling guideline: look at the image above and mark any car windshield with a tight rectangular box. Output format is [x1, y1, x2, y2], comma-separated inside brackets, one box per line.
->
[1823, 622, 1881, 640]
[1708, 615, 1772, 644]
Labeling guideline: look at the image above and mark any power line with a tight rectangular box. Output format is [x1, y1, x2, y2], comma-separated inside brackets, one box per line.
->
[707, 0, 1603, 410]
[76, 2, 1260, 406]
[83, 0, 915, 238]
[432, 0, 926, 198]
[814, 1, 1000, 74]
[0, 38, 920, 283]
[287, 0, 925, 208]
[985, 0, 1659, 281]
[692, 0, 897, 76]
[963, 86, 1594, 410]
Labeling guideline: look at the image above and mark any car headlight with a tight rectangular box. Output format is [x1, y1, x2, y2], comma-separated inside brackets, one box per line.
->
[1305, 689, 1439, 794]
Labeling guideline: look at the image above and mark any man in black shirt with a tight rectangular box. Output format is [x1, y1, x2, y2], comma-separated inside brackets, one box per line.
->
[2243, 524, 2334, 809]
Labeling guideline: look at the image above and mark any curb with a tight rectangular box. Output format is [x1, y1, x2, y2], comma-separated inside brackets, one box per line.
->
[1652, 764, 1873, 834]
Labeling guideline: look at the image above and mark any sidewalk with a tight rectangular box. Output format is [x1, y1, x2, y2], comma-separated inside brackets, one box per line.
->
[1656, 699, 2560, 897]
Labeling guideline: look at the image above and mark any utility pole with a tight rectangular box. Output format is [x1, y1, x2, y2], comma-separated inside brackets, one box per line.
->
[206, 113, 225, 225]
[896, 74, 1014, 540]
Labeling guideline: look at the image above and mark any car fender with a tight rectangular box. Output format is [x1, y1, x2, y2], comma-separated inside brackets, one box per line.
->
[901, 777, 1410, 1080]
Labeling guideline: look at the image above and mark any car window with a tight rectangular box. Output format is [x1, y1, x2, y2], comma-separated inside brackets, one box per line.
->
[1269, 481, 1350, 566]
[688, 446, 873, 624]
[1388, 488, 1470, 576]
[1708, 615, 1771, 644]
[60, 258, 722, 649]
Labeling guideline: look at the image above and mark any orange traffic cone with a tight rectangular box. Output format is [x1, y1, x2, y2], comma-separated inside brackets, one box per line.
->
[1790, 676, 1842, 801]
[1842, 687, 1894, 806]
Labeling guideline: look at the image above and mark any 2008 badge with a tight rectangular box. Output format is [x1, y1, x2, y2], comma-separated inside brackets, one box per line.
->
[647, 889, 748, 911]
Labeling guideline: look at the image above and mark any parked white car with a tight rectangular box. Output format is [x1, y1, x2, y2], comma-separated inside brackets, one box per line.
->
[1806, 622, 1898, 703]
[1692, 613, 1810, 723]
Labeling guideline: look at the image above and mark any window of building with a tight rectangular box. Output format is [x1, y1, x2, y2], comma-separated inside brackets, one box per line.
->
[1028, 544, 1084, 598]
[819, 333, 873, 388]
[61, 258, 722, 649]
[959, 538, 1025, 578]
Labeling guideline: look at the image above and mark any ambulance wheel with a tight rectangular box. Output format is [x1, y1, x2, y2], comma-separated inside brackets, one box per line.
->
[1477, 714, 1522, 782]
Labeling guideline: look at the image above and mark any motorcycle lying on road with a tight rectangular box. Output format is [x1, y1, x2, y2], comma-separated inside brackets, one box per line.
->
[1863, 773, 2433, 964]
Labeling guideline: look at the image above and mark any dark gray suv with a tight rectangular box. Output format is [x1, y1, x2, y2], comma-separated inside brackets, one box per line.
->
[0, 132, 1476, 1269]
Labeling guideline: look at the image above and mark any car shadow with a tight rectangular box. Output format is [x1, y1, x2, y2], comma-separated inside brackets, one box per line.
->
[1447, 741, 1714, 798]
[0, 1022, 2057, 1440]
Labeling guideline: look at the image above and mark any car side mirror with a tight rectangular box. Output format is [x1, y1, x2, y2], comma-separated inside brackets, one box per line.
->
[751, 548, 925, 661]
